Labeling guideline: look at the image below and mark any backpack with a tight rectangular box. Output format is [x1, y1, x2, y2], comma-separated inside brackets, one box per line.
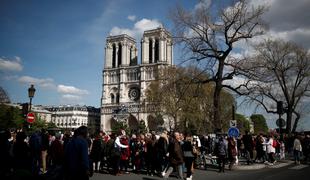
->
[215, 141, 226, 156]
[111, 140, 121, 157]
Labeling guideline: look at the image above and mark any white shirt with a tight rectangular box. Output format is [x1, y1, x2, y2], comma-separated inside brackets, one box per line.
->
[293, 138, 302, 151]
[114, 136, 128, 148]
[265, 138, 275, 153]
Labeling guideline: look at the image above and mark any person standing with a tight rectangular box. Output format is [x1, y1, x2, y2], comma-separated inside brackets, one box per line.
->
[12, 132, 32, 175]
[215, 136, 227, 173]
[255, 134, 265, 163]
[120, 135, 130, 174]
[49, 133, 64, 167]
[293, 134, 302, 165]
[163, 132, 184, 179]
[90, 133, 104, 172]
[111, 130, 128, 175]
[265, 135, 276, 164]
[64, 126, 91, 180]
[157, 131, 169, 175]
[242, 131, 254, 165]
[182, 134, 195, 180]
[227, 137, 237, 170]
[0, 130, 13, 177]
[303, 134, 310, 163]
[29, 130, 41, 175]
[40, 128, 50, 174]
[279, 140, 285, 160]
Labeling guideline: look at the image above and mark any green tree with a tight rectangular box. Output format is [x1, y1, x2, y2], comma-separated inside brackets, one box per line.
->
[250, 114, 268, 134]
[235, 113, 250, 134]
[138, 120, 147, 134]
[146, 66, 236, 134]
[111, 119, 130, 135]
[27, 114, 48, 134]
[0, 104, 24, 130]
[147, 114, 164, 131]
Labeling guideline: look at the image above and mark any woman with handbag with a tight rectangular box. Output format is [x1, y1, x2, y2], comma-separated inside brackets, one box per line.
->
[182, 134, 196, 180]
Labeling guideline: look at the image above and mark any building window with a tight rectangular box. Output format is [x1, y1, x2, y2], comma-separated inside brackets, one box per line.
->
[149, 39, 153, 63]
[118, 43, 122, 67]
[130, 47, 132, 65]
[130, 46, 137, 66]
[112, 44, 116, 68]
[116, 93, 120, 104]
[111, 93, 115, 103]
[155, 39, 159, 63]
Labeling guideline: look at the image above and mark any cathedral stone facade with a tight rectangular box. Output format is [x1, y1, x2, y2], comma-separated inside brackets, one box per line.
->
[101, 27, 173, 132]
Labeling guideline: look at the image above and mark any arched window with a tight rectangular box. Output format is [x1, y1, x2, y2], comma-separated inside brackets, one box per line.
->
[149, 39, 153, 63]
[112, 44, 116, 68]
[116, 93, 120, 104]
[155, 39, 159, 63]
[118, 43, 122, 66]
[111, 93, 115, 103]
[130, 47, 132, 65]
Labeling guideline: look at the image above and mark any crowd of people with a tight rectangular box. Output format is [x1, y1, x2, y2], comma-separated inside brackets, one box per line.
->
[1, 127, 310, 180]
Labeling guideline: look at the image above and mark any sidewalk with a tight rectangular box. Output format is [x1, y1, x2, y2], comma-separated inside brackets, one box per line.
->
[233, 158, 295, 170]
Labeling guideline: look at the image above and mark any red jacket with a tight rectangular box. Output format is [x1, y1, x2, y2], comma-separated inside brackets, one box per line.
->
[120, 137, 130, 160]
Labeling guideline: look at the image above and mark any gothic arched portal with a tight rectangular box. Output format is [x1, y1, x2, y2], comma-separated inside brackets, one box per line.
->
[128, 114, 139, 131]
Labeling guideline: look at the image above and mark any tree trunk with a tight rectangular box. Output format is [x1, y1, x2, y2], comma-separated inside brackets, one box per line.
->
[213, 83, 222, 131]
[285, 109, 293, 135]
[213, 59, 224, 132]
[292, 112, 300, 133]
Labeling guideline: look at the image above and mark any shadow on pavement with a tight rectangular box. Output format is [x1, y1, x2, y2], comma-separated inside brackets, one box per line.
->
[142, 177, 159, 180]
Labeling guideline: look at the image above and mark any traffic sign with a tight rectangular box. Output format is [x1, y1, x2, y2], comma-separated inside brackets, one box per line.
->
[228, 127, 239, 137]
[230, 120, 237, 127]
[276, 118, 286, 128]
[27, 112, 35, 123]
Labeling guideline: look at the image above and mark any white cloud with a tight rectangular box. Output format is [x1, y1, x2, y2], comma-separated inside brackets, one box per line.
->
[0, 56, 23, 71]
[110, 18, 162, 39]
[127, 15, 136, 21]
[195, 0, 212, 11]
[246, 0, 310, 50]
[2, 75, 18, 81]
[57, 84, 89, 95]
[18, 76, 56, 89]
[60, 94, 84, 105]
[62, 94, 82, 100]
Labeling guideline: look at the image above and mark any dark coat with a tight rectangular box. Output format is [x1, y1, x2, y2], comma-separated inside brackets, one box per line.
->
[168, 138, 184, 165]
[90, 138, 104, 162]
[64, 136, 90, 180]
[50, 139, 64, 166]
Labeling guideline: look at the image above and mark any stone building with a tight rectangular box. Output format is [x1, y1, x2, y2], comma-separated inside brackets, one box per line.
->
[101, 27, 173, 132]
[46, 105, 100, 134]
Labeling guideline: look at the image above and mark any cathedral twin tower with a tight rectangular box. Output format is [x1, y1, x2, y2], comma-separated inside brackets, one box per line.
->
[101, 27, 173, 131]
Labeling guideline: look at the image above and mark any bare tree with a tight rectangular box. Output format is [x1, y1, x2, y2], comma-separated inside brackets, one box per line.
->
[241, 39, 310, 134]
[170, 0, 267, 130]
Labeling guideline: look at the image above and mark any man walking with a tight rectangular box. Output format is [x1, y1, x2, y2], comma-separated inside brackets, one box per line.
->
[163, 132, 184, 179]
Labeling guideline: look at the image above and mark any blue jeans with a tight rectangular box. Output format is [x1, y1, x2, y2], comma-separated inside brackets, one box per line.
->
[164, 164, 183, 179]
[294, 150, 302, 162]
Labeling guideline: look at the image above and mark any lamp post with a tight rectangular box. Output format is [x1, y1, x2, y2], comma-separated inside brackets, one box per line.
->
[28, 84, 36, 112]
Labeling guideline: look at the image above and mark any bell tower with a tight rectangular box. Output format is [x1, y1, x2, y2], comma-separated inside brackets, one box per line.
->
[104, 34, 138, 68]
[141, 27, 173, 65]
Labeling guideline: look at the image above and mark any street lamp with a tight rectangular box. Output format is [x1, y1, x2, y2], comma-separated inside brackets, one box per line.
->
[28, 84, 36, 112]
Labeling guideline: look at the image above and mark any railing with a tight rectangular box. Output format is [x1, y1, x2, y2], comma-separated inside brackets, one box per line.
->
[101, 102, 158, 114]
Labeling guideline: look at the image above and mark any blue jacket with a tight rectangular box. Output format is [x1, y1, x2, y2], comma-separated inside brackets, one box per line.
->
[64, 136, 89, 176]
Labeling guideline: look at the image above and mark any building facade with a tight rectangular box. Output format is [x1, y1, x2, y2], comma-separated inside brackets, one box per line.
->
[46, 105, 100, 134]
[101, 27, 173, 132]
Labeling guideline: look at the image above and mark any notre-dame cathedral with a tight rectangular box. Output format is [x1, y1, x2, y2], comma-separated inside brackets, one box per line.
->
[101, 27, 173, 132]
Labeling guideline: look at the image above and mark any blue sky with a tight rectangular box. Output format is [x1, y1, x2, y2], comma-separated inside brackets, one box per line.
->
[0, 0, 197, 106]
[1, 0, 310, 130]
